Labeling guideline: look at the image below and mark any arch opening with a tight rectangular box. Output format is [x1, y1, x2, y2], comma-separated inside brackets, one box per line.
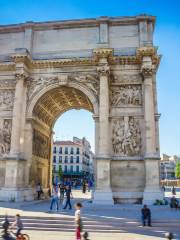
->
[30, 85, 95, 192]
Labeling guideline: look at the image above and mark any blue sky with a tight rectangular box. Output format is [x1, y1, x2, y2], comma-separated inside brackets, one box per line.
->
[0, 0, 179, 155]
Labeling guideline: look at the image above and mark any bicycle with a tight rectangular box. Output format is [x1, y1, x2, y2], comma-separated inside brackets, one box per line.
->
[9, 230, 30, 240]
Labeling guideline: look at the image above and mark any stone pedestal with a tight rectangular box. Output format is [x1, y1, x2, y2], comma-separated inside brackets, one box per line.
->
[0, 158, 34, 202]
[143, 158, 163, 204]
[0, 187, 33, 202]
[93, 159, 114, 205]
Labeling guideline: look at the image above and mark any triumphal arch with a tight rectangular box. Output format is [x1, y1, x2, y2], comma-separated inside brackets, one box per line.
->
[0, 15, 163, 204]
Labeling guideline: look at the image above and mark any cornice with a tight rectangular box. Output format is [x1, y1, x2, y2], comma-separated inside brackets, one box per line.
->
[0, 15, 155, 33]
[0, 48, 160, 71]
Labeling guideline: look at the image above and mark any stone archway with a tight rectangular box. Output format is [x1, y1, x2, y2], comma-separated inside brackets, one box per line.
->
[26, 84, 97, 196]
[0, 16, 164, 204]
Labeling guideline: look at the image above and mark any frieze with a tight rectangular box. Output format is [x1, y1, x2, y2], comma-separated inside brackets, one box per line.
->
[27, 75, 68, 100]
[111, 85, 142, 107]
[111, 74, 142, 85]
[112, 116, 141, 156]
[69, 73, 99, 95]
[0, 119, 12, 155]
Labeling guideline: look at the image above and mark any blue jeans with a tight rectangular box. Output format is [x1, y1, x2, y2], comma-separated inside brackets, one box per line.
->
[63, 198, 72, 209]
[142, 215, 151, 226]
[50, 196, 59, 210]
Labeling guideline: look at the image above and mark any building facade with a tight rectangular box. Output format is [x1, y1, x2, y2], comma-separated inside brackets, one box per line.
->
[160, 154, 180, 180]
[52, 137, 94, 182]
[0, 15, 163, 204]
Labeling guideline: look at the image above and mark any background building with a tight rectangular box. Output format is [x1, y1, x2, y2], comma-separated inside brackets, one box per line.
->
[160, 154, 180, 180]
[52, 137, 94, 184]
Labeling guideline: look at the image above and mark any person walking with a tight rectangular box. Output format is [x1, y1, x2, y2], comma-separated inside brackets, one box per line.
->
[82, 181, 86, 194]
[36, 183, 42, 200]
[63, 185, 73, 210]
[172, 186, 176, 195]
[49, 184, 59, 212]
[75, 202, 83, 240]
[11, 214, 23, 237]
[141, 205, 151, 227]
[59, 183, 65, 204]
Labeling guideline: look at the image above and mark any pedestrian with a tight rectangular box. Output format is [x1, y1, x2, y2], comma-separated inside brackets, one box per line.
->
[36, 183, 42, 200]
[82, 181, 86, 194]
[63, 185, 73, 210]
[2, 215, 10, 237]
[75, 202, 83, 240]
[171, 186, 176, 195]
[11, 214, 23, 237]
[59, 183, 65, 204]
[141, 205, 151, 227]
[49, 184, 59, 212]
[170, 196, 179, 209]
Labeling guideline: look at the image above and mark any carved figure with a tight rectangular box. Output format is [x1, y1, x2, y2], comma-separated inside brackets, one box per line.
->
[111, 85, 142, 106]
[0, 119, 12, 154]
[112, 117, 141, 156]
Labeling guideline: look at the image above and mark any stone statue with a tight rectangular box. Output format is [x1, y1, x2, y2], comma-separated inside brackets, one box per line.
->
[111, 85, 142, 106]
[0, 119, 12, 154]
[112, 117, 141, 156]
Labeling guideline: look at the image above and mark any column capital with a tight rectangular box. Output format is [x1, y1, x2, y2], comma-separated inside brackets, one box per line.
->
[97, 64, 110, 77]
[141, 66, 154, 78]
[93, 48, 113, 62]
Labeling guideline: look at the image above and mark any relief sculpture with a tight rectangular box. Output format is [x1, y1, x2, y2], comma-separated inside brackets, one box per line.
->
[0, 119, 12, 154]
[71, 74, 99, 95]
[33, 129, 50, 159]
[0, 90, 15, 109]
[112, 117, 141, 156]
[111, 85, 142, 106]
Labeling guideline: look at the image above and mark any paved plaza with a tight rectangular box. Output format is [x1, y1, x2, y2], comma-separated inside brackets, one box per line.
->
[0, 190, 180, 240]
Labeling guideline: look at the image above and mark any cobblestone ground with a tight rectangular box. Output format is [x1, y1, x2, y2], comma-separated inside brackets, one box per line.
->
[0, 190, 180, 240]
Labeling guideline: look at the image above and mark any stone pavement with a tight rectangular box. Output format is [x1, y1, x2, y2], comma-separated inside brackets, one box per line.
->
[0, 190, 180, 240]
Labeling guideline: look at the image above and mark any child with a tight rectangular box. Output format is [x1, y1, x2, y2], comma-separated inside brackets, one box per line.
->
[11, 214, 23, 236]
[75, 202, 83, 240]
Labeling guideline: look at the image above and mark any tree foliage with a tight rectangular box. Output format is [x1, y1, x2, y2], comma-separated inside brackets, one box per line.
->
[175, 162, 180, 178]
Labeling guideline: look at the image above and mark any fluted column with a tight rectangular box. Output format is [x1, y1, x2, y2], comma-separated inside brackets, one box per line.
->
[141, 55, 163, 204]
[97, 63, 110, 156]
[93, 49, 113, 204]
[10, 74, 26, 156]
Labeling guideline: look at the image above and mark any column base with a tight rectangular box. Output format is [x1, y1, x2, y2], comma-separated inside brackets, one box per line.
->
[0, 187, 34, 202]
[93, 190, 114, 205]
[143, 189, 164, 205]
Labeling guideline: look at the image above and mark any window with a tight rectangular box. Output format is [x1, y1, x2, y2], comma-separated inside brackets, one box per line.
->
[70, 156, 73, 163]
[76, 156, 79, 163]
[53, 146, 56, 154]
[65, 147, 68, 154]
[59, 147, 62, 154]
[64, 165, 67, 172]
[65, 156, 68, 163]
[59, 156, 62, 163]
[53, 165, 56, 171]
[53, 155, 56, 163]
[76, 147, 80, 154]
[70, 165, 73, 172]
[70, 147, 74, 154]
[76, 165, 79, 172]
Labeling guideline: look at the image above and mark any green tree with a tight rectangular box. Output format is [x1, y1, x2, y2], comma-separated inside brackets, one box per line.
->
[58, 165, 63, 181]
[175, 162, 180, 179]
